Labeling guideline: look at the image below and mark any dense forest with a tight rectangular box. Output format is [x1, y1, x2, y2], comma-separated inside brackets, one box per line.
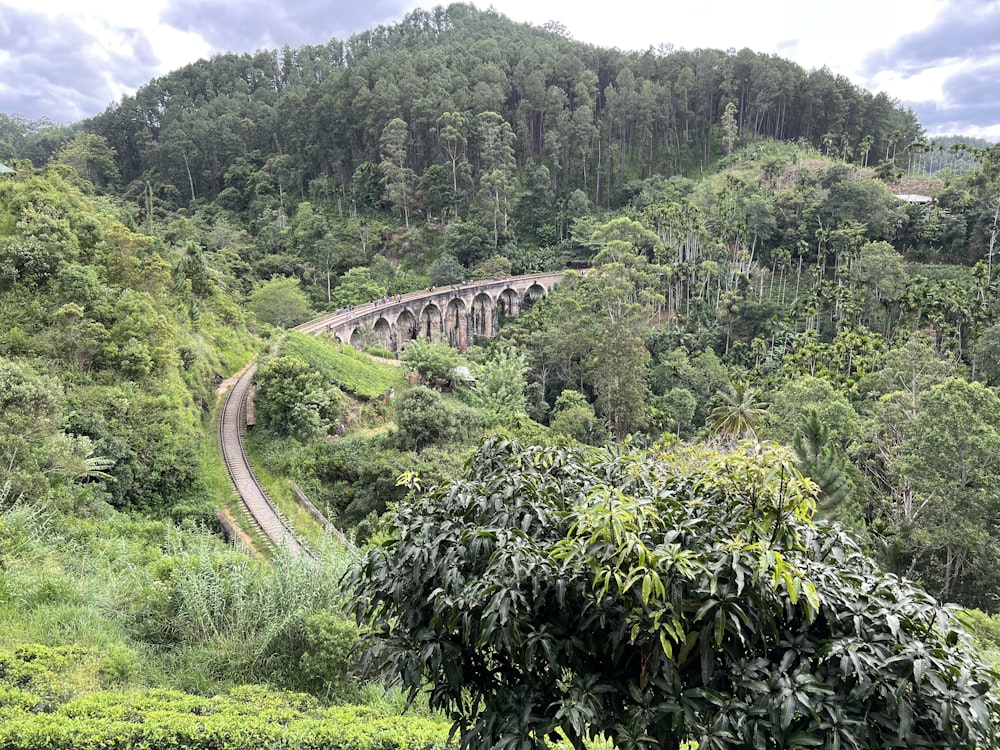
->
[3, 4, 1000, 748]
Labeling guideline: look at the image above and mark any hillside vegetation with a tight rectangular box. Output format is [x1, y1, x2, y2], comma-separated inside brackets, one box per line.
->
[2, 4, 1000, 747]
[283, 332, 403, 399]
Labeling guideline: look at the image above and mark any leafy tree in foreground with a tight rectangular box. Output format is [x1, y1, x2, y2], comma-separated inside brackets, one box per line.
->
[350, 439, 998, 750]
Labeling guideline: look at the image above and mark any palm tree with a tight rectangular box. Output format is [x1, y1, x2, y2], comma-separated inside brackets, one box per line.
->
[76, 450, 116, 483]
[887, 129, 902, 162]
[906, 140, 929, 176]
[707, 380, 767, 443]
[859, 135, 874, 168]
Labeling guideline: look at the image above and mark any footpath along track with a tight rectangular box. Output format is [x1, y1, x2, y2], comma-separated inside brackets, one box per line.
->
[218, 362, 314, 559]
[220, 271, 571, 555]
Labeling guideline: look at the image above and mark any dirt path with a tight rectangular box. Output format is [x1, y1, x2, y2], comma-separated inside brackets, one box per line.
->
[219, 507, 264, 558]
[216, 358, 257, 402]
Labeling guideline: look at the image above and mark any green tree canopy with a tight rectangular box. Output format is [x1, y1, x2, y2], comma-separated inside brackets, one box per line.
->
[401, 339, 465, 384]
[427, 252, 467, 286]
[972, 321, 1000, 384]
[890, 377, 1000, 608]
[0, 357, 69, 498]
[54, 133, 119, 189]
[549, 389, 605, 444]
[648, 388, 697, 438]
[462, 343, 529, 427]
[247, 276, 313, 328]
[394, 386, 464, 451]
[253, 355, 343, 440]
[765, 375, 861, 447]
[331, 267, 387, 310]
[350, 439, 999, 750]
[380, 118, 415, 229]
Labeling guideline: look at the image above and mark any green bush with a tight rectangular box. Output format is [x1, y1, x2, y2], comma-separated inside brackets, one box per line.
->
[959, 609, 1000, 672]
[299, 611, 362, 699]
[0, 684, 452, 750]
[253, 354, 344, 439]
[0, 642, 450, 750]
[394, 387, 457, 451]
[96, 644, 140, 688]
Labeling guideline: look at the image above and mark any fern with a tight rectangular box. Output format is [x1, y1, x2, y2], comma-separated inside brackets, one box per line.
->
[793, 409, 858, 521]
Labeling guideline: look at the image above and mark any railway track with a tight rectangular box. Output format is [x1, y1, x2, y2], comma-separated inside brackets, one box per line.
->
[218, 362, 314, 560]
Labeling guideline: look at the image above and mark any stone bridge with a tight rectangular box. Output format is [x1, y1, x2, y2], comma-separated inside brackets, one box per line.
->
[296, 271, 569, 353]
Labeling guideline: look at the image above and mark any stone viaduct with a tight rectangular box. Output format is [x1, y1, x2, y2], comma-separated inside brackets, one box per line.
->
[296, 271, 569, 353]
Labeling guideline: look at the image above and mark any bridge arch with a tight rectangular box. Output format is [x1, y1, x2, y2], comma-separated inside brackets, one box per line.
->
[420, 303, 443, 342]
[445, 298, 468, 349]
[349, 325, 371, 348]
[395, 309, 418, 352]
[373, 318, 392, 350]
[498, 288, 519, 319]
[525, 282, 546, 303]
[471, 292, 496, 338]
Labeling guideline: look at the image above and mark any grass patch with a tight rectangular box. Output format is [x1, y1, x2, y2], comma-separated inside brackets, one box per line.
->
[242, 430, 329, 553]
[283, 332, 404, 400]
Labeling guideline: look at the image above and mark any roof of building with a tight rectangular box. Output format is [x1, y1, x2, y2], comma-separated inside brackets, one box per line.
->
[894, 193, 933, 203]
[0, 163, 15, 174]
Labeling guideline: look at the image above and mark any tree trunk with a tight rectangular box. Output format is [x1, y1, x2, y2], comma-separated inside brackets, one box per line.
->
[182, 150, 196, 202]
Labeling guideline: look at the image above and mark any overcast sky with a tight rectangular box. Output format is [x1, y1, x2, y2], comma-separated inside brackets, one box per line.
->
[1, 0, 998, 139]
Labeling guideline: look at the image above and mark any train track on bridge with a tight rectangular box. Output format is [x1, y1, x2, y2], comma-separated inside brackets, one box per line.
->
[219, 270, 572, 555]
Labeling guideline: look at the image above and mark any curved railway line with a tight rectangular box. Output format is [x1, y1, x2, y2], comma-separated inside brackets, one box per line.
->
[218, 362, 314, 559]
[219, 271, 570, 555]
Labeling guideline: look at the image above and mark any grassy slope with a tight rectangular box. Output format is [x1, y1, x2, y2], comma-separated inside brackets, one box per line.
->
[283, 332, 405, 400]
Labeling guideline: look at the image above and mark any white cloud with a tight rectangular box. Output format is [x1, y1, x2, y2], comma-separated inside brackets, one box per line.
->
[4, 0, 211, 74]
[466, 0, 946, 82]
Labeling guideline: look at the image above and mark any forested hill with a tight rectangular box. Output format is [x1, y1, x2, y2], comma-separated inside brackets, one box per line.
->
[80, 2, 920, 213]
